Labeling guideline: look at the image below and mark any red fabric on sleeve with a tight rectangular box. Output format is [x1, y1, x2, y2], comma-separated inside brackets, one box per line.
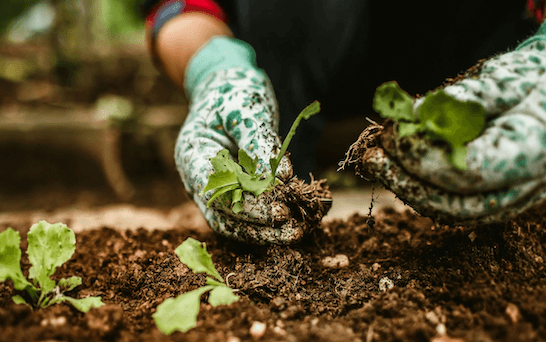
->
[528, 0, 546, 23]
[145, 0, 227, 30]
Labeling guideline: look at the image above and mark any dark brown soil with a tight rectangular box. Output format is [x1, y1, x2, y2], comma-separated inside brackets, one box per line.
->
[1, 204, 546, 342]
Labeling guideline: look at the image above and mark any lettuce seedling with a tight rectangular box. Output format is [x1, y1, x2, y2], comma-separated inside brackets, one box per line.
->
[201, 101, 321, 212]
[153, 238, 238, 335]
[373, 81, 486, 170]
[0, 221, 104, 312]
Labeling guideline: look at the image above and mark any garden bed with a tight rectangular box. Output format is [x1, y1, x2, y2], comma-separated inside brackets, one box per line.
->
[1, 202, 545, 341]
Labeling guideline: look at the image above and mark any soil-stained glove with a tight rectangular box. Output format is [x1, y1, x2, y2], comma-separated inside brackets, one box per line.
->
[343, 24, 546, 225]
[176, 37, 330, 244]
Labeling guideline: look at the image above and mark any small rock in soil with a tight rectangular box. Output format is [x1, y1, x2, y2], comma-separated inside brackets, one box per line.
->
[249, 321, 266, 340]
[321, 254, 349, 268]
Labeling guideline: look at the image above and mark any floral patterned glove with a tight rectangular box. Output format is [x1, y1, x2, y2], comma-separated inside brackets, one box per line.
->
[175, 37, 330, 244]
[344, 24, 546, 225]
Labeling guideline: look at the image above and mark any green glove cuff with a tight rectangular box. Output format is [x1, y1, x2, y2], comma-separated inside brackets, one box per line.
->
[184, 36, 259, 98]
[516, 21, 546, 51]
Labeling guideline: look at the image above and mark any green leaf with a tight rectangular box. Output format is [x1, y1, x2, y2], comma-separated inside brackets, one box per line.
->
[373, 81, 416, 122]
[27, 221, 76, 294]
[205, 277, 224, 287]
[201, 171, 239, 195]
[209, 149, 242, 174]
[208, 285, 239, 307]
[238, 149, 258, 176]
[201, 101, 321, 211]
[299, 100, 321, 120]
[418, 89, 486, 146]
[175, 238, 223, 282]
[270, 101, 321, 176]
[0, 228, 33, 291]
[153, 286, 214, 335]
[62, 296, 105, 313]
[58, 276, 82, 292]
[12, 295, 31, 307]
[418, 89, 486, 170]
[398, 122, 422, 137]
[206, 183, 240, 208]
[231, 189, 243, 213]
[237, 173, 274, 197]
[449, 145, 470, 171]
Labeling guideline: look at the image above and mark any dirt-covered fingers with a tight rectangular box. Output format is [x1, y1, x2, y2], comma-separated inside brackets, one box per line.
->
[274, 155, 293, 182]
[221, 217, 307, 245]
[360, 139, 546, 224]
[200, 200, 306, 244]
[211, 192, 291, 225]
[201, 177, 331, 244]
[382, 113, 546, 194]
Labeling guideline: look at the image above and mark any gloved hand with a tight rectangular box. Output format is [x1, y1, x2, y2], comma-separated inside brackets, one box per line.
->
[343, 24, 546, 225]
[175, 37, 330, 244]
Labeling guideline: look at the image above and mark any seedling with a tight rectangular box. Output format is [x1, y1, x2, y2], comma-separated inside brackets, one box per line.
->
[201, 100, 321, 212]
[373, 81, 486, 170]
[0, 221, 104, 312]
[153, 237, 238, 335]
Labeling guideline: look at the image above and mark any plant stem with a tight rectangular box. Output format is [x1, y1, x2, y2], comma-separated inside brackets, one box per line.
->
[270, 101, 320, 176]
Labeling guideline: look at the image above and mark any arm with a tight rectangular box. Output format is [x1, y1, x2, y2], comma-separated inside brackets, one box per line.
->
[143, 1, 330, 244]
[152, 12, 233, 89]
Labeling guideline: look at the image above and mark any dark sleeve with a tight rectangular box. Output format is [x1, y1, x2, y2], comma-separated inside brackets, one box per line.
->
[140, 0, 161, 17]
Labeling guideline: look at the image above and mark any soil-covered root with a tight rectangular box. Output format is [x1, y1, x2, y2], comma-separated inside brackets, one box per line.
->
[338, 121, 385, 181]
[215, 175, 332, 245]
[273, 175, 332, 225]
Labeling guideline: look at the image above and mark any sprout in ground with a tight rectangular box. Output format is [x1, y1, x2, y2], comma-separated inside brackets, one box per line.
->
[153, 237, 238, 335]
[0, 221, 104, 312]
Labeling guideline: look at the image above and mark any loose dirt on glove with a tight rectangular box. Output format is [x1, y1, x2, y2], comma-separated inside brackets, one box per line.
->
[217, 175, 333, 245]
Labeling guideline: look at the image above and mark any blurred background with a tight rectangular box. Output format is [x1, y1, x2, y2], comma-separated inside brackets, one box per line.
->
[0, 1, 374, 229]
[0, 0, 194, 213]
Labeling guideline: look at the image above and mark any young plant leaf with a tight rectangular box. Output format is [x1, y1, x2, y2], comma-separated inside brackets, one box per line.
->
[206, 183, 240, 208]
[12, 295, 31, 307]
[27, 221, 76, 294]
[58, 276, 83, 292]
[271, 101, 321, 176]
[208, 285, 239, 307]
[1, 222, 104, 312]
[175, 238, 223, 282]
[153, 286, 214, 335]
[201, 101, 321, 212]
[373, 82, 486, 171]
[299, 100, 321, 119]
[398, 122, 422, 137]
[373, 81, 416, 122]
[155, 238, 239, 335]
[238, 149, 258, 176]
[209, 149, 243, 174]
[417, 89, 486, 170]
[0, 228, 34, 291]
[231, 189, 243, 213]
[237, 172, 274, 197]
[202, 171, 239, 195]
[62, 296, 105, 313]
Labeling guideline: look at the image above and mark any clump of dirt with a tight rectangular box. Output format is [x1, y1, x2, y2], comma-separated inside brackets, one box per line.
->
[272, 175, 332, 230]
[1, 203, 546, 341]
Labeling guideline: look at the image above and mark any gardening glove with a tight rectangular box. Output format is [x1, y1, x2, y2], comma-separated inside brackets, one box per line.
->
[175, 37, 330, 244]
[343, 23, 546, 225]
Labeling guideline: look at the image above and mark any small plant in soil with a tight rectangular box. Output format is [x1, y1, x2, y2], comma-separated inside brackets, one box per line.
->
[153, 237, 239, 335]
[0, 221, 104, 312]
[373, 81, 486, 170]
[201, 100, 321, 212]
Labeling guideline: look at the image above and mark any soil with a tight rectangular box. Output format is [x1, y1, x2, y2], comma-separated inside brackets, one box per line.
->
[1, 202, 546, 342]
